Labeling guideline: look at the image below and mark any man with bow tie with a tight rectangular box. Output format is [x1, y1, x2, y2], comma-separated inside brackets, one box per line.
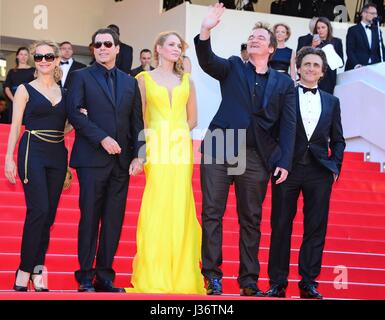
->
[265, 47, 345, 299]
[345, 3, 385, 71]
[59, 41, 86, 89]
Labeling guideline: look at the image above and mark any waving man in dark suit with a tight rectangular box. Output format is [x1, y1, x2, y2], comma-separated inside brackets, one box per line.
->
[195, 3, 296, 296]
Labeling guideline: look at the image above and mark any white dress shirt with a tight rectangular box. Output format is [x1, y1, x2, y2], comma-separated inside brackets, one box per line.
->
[298, 84, 322, 141]
[60, 58, 73, 86]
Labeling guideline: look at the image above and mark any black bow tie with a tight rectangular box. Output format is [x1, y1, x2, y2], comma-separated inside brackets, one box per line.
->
[60, 61, 69, 65]
[365, 24, 372, 29]
[300, 85, 318, 95]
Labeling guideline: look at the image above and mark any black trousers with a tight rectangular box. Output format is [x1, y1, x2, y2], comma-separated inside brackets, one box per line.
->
[268, 160, 334, 288]
[18, 146, 67, 273]
[75, 159, 129, 283]
[200, 149, 270, 287]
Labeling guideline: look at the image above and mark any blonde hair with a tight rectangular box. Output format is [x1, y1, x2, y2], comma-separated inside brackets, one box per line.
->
[153, 31, 188, 78]
[30, 40, 62, 82]
[273, 23, 292, 41]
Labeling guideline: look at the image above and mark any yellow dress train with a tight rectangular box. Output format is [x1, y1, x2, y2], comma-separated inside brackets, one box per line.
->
[126, 71, 205, 294]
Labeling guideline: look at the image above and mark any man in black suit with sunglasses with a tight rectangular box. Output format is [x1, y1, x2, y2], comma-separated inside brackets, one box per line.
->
[66, 28, 145, 292]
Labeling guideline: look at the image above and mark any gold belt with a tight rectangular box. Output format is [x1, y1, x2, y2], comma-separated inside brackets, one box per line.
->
[23, 130, 65, 184]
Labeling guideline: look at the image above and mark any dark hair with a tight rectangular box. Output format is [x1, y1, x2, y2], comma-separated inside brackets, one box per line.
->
[140, 49, 152, 56]
[14, 47, 29, 69]
[362, 3, 377, 14]
[296, 47, 328, 76]
[241, 43, 247, 51]
[59, 41, 72, 47]
[314, 17, 333, 42]
[252, 22, 277, 59]
[107, 24, 120, 36]
[92, 28, 120, 46]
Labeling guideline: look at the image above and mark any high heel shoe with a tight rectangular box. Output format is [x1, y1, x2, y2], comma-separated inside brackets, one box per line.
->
[30, 273, 49, 292]
[13, 269, 29, 292]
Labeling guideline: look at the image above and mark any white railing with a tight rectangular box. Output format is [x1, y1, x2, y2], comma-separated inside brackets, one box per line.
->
[335, 62, 385, 167]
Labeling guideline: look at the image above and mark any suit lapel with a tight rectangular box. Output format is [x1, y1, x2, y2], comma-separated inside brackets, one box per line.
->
[89, 64, 115, 107]
[115, 70, 125, 108]
[358, 23, 371, 50]
[309, 90, 328, 141]
[296, 87, 308, 139]
[262, 69, 277, 108]
[371, 27, 379, 51]
[241, 62, 255, 112]
[68, 62, 75, 74]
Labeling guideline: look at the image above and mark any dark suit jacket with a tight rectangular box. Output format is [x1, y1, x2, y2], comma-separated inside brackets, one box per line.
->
[345, 23, 385, 71]
[66, 63, 144, 170]
[116, 42, 133, 74]
[59, 60, 86, 89]
[297, 33, 313, 52]
[194, 35, 297, 172]
[293, 87, 345, 175]
[130, 65, 155, 78]
[297, 36, 344, 60]
[300, 0, 318, 18]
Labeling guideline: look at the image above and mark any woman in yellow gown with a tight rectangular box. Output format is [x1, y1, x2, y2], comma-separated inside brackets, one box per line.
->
[126, 31, 205, 294]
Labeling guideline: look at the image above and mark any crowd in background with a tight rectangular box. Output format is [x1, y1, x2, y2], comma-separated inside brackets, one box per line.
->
[2, 3, 384, 123]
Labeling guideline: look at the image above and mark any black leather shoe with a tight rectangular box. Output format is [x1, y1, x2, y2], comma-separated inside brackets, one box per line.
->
[240, 284, 264, 297]
[299, 284, 323, 300]
[206, 278, 223, 295]
[265, 284, 286, 298]
[94, 279, 125, 293]
[78, 279, 96, 292]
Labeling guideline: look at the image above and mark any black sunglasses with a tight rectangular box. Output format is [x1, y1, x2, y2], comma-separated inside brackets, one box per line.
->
[93, 41, 114, 49]
[33, 53, 57, 62]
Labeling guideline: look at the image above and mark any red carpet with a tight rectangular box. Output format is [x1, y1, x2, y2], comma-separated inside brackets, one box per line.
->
[1, 124, 385, 300]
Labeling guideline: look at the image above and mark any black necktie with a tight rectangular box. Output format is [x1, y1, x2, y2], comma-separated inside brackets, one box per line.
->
[300, 85, 317, 95]
[60, 61, 69, 65]
[106, 70, 116, 104]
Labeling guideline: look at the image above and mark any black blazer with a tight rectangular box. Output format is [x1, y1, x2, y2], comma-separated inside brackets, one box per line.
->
[194, 35, 297, 172]
[66, 63, 144, 170]
[116, 42, 133, 74]
[345, 23, 385, 71]
[293, 87, 345, 175]
[130, 65, 155, 78]
[297, 33, 313, 52]
[297, 36, 344, 61]
[59, 60, 86, 89]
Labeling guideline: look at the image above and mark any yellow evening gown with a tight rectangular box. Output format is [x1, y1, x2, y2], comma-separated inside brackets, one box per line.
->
[126, 71, 205, 295]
